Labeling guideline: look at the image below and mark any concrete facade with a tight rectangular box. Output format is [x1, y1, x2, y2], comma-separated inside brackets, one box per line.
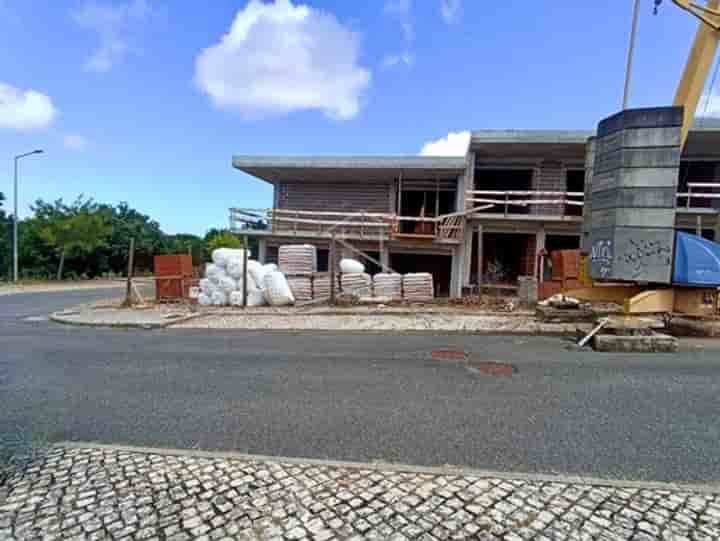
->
[233, 127, 720, 297]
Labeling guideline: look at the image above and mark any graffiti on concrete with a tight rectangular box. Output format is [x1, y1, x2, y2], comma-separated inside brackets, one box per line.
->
[591, 239, 613, 278]
[618, 238, 672, 279]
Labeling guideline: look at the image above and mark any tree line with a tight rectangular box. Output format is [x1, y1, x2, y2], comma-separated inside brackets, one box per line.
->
[0, 192, 262, 281]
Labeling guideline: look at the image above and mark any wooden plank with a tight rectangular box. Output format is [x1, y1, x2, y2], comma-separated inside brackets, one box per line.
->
[674, 288, 718, 316]
[564, 285, 643, 305]
[624, 289, 675, 314]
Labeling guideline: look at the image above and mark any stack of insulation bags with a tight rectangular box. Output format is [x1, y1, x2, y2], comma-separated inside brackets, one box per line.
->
[372, 273, 402, 300]
[402, 273, 434, 302]
[280, 244, 316, 302]
[339, 258, 371, 297]
[198, 248, 295, 307]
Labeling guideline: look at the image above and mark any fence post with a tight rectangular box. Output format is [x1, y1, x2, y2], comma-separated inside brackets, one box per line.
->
[504, 193, 509, 216]
[124, 237, 135, 307]
[687, 185, 692, 209]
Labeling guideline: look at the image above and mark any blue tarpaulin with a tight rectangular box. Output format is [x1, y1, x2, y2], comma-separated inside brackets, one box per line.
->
[673, 232, 720, 286]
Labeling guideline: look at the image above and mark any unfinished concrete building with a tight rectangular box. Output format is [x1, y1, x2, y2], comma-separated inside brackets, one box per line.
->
[231, 128, 720, 298]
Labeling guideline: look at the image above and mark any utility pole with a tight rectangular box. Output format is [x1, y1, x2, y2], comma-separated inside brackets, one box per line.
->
[13, 150, 43, 282]
[622, 0, 642, 109]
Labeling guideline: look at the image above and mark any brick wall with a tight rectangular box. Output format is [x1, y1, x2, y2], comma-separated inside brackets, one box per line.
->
[532, 161, 567, 216]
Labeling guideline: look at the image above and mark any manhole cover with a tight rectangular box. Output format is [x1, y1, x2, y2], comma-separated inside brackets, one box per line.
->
[431, 348, 469, 361]
[467, 361, 517, 377]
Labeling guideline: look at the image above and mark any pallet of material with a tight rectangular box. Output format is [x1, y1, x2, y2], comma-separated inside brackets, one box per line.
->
[341, 273, 372, 297]
[373, 273, 402, 300]
[402, 273, 434, 302]
[287, 276, 313, 302]
[279, 244, 317, 276]
[312, 274, 339, 300]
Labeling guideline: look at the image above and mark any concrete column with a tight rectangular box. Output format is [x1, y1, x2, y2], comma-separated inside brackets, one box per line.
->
[450, 246, 463, 299]
[476, 224, 484, 286]
[462, 221, 473, 286]
[257, 239, 267, 263]
[536, 228, 546, 282]
[380, 245, 390, 271]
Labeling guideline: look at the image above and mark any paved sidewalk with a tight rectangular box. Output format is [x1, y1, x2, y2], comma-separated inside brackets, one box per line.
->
[1, 445, 720, 540]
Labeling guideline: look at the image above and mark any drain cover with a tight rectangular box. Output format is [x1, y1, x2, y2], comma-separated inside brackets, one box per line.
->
[431, 348, 469, 361]
[467, 361, 517, 377]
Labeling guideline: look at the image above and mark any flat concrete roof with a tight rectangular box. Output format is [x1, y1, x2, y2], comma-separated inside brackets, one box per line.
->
[471, 130, 594, 146]
[233, 155, 467, 183]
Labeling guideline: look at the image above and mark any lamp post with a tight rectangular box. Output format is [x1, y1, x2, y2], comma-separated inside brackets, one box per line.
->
[13, 150, 43, 282]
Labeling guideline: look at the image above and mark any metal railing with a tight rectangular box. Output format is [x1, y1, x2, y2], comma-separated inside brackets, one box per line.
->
[678, 183, 720, 210]
[230, 207, 466, 241]
[465, 190, 584, 216]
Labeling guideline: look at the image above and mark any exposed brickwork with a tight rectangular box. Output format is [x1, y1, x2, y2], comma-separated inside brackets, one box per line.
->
[532, 161, 567, 216]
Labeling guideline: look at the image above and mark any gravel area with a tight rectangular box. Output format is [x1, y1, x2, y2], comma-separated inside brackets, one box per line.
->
[174, 312, 578, 334]
[1, 444, 719, 540]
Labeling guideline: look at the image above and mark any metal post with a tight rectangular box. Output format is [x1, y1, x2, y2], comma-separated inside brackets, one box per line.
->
[622, 0, 642, 109]
[243, 236, 248, 308]
[13, 157, 18, 282]
[13, 150, 44, 282]
[329, 233, 337, 305]
[697, 215, 703, 237]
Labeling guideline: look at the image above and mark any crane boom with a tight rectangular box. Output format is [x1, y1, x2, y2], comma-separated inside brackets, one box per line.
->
[672, 0, 720, 146]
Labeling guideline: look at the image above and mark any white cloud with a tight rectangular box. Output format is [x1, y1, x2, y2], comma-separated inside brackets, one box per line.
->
[72, 0, 150, 72]
[419, 131, 470, 156]
[194, 0, 370, 120]
[0, 82, 57, 132]
[383, 0, 414, 70]
[440, 0, 462, 23]
[382, 53, 414, 69]
[63, 134, 92, 151]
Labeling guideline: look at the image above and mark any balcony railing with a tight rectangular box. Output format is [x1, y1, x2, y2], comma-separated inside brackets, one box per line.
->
[229, 208, 465, 241]
[466, 190, 584, 217]
[678, 183, 720, 210]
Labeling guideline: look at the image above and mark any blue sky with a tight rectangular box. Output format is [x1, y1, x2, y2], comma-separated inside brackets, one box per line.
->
[0, 0, 715, 234]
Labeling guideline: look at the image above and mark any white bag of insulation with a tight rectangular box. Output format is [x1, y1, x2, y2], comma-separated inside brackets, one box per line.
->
[197, 293, 212, 306]
[205, 263, 224, 282]
[263, 271, 295, 306]
[210, 290, 228, 306]
[212, 248, 247, 267]
[217, 275, 238, 294]
[340, 258, 365, 274]
[246, 260, 265, 287]
[199, 278, 215, 295]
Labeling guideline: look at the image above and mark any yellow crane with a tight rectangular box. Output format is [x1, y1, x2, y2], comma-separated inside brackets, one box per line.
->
[575, 1, 720, 315]
[669, 0, 720, 146]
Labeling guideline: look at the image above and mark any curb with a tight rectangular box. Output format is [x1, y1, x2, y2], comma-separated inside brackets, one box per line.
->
[56, 441, 720, 495]
[49, 311, 203, 330]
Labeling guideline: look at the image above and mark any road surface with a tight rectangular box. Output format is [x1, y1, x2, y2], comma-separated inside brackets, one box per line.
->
[2, 289, 720, 483]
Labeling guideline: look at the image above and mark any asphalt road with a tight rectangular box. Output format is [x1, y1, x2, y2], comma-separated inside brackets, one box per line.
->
[2, 289, 720, 484]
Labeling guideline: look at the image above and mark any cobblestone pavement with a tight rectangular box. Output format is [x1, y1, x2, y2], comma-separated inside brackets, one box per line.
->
[1, 445, 720, 540]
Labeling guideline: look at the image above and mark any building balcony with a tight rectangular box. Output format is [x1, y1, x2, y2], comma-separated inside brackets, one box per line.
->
[229, 208, 465, 243]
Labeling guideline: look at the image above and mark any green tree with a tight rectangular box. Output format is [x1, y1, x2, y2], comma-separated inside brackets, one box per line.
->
[0, 193, 10, 280]
[205, 230, 243, 258]
[33, 196, 112, 280]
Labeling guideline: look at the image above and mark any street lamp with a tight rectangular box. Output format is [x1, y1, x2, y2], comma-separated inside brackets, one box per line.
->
[13, 149, 43, 282]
